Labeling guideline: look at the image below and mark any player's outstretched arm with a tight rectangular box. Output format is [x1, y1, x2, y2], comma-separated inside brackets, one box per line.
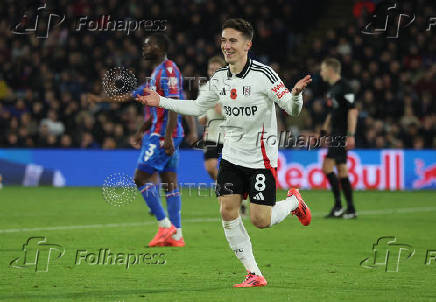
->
[85, 93, 132, 103]
[268, 74, 312, 117]
[136, 88, 217, 117]
[292, 75, 312, 95]
[85, 93, 106, 102]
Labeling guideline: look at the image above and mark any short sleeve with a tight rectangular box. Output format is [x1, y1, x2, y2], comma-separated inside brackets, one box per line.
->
[343, 83, 355, 109]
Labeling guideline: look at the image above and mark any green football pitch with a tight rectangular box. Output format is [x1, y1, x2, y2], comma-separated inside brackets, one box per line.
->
[1, 187, 435, 302]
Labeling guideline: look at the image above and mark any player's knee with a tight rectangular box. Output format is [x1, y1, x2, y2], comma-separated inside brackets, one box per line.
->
[205, 162, 217, 178]
[337, 165, 348, 178]
[250, 216, 269, 229]
[134, 175, 146, 187]
[206, 168, 216, 179]
[220, 204, 239, 221]
[322, 165, 332, 175]
[250, 211, 270, 229]
[134, 171, 151, 188]
[338, 171, 348, 178]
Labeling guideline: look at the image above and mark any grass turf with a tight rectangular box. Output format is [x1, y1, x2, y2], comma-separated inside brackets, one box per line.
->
[0, 187, 435, 301]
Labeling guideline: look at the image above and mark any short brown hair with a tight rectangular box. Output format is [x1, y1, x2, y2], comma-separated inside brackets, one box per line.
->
[208, 55, 226, 67]
[222, 18, 254, 40]
[322, 58, 341, 74]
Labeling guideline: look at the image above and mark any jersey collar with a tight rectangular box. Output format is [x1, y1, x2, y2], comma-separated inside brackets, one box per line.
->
[151, 59, 168, 77]
[227, 58, 252, 79]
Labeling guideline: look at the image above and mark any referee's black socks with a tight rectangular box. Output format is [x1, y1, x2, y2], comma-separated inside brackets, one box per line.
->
[340, 177, 355, 211]
[326, 172, 341, 208]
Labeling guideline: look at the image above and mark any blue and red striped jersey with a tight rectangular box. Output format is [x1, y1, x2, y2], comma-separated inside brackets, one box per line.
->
[132, 59, 184, 138]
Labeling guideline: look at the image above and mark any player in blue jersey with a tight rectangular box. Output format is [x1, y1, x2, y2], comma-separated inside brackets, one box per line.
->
[87, 33, 187, 247]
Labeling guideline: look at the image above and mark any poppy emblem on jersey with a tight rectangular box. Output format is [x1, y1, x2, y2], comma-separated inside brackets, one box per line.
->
[243, 86, 251, 96]
[230, 88, 237, 100]
[168, 76, 178, 89]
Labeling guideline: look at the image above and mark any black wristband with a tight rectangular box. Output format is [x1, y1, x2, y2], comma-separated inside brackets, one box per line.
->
[320, 130, 327, 137]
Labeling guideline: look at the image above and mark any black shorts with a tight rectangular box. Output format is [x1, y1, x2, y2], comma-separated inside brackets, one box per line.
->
[326, 146, 347, 164]
[203, 141, 223, 160]
[216, 159, 277, 206]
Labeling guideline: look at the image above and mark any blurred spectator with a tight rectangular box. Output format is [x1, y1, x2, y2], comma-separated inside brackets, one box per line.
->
[102, 137, 117, 149]
[60, 134, 73, 148]
[80, 132, 99, 149]
[40, 110, 65, 136]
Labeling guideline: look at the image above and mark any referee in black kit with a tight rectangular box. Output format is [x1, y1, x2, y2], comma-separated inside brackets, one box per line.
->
[320, 58, 358, 219]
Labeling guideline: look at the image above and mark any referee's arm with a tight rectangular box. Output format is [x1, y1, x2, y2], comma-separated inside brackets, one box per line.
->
[345, 92, 357, 150]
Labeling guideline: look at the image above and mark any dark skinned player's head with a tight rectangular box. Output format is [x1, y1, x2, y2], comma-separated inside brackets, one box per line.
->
[142, 33, 170, 61]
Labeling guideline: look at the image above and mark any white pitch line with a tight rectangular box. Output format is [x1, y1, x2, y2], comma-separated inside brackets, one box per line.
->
[1, 207, 436, 234]
[311, 206, 436, 217]
[0, 217, 220, 234]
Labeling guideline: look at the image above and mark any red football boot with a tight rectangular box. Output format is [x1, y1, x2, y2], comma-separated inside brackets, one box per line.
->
[233, 272, 267, 288]
[288, 188, 312, 226]
[148, 225, 176, 247]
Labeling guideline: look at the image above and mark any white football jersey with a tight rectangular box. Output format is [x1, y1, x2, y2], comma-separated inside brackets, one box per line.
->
[197, 85, 225, 144]
[160, 59, 303, 169]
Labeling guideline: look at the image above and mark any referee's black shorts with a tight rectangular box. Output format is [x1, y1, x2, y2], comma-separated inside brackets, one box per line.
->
[203, 141, 223, 160]
[215, 159, 277, 206]
[326, 146, 347, 164]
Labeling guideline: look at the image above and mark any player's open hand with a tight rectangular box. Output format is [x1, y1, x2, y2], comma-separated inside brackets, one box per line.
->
[292, 75, 312, 95]
[136, 88, 160, 107]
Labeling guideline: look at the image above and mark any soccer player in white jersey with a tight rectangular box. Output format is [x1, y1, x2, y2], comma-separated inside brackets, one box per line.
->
[137, 18, 312, 287]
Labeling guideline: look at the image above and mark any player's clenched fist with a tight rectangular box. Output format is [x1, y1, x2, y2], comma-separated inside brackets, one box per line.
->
[291, 74, 312, 95]
[136, 88, 160, 107]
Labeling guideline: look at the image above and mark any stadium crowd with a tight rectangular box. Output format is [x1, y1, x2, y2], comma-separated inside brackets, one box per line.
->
[0, 0, 434, 149]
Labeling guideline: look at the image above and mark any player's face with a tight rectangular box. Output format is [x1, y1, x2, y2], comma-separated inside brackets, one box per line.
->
[221, 28, 251, 64]
[207, 62, 224, 77]
[142, 37, 159, 60]
[320, 63, 331, 82]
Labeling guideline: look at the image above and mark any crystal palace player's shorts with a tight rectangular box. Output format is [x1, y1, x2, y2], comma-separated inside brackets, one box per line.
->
[216, 159, 277, 206]
[137, 134, 183, 174]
